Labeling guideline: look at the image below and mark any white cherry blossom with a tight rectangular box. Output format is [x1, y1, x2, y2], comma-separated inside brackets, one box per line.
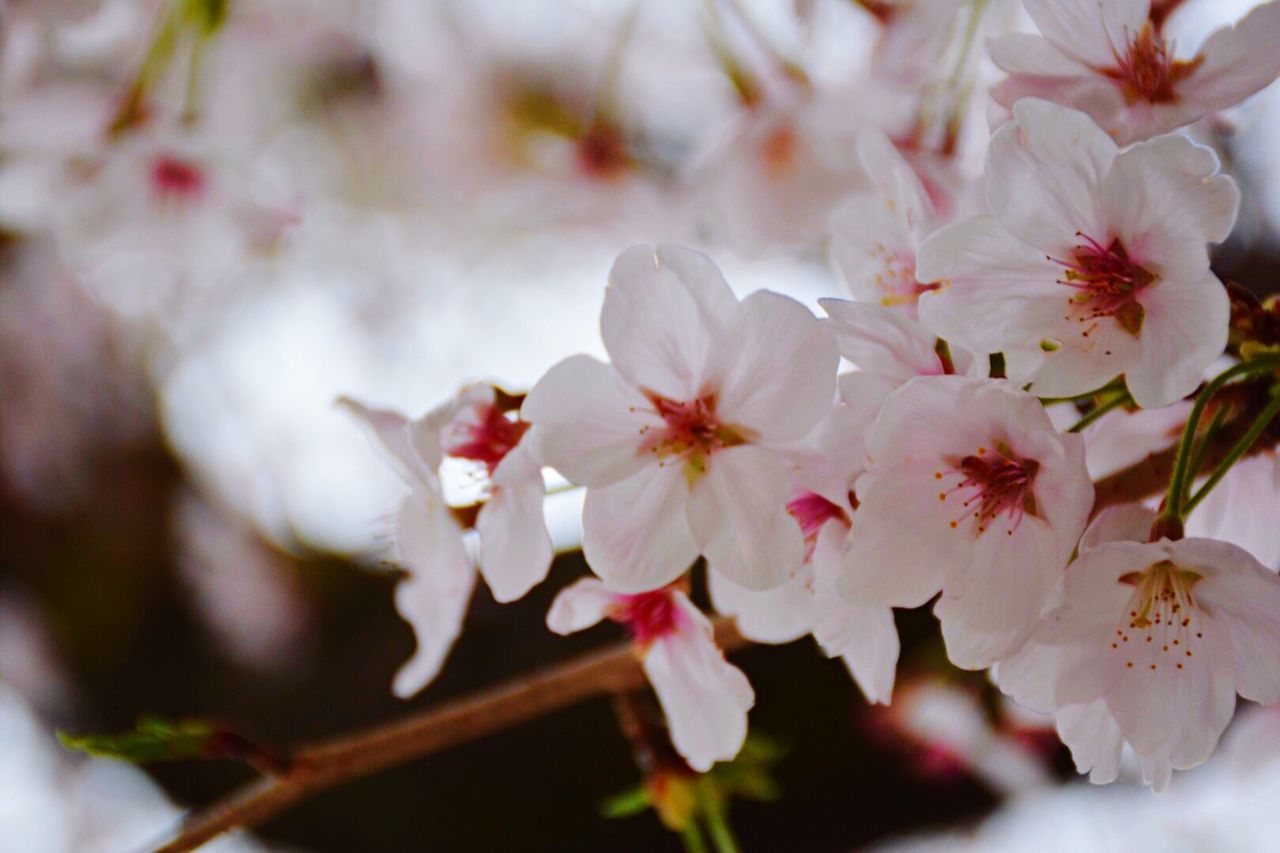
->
[989, 0, 1280, 145]
[342, 385, 552, 696]
[997, 504, 1280, 790]
[916, 99, 1239, 408]
[547, 578, 753, 772]
[840, 375, 1094, 668]
[523, 244, 838, 593]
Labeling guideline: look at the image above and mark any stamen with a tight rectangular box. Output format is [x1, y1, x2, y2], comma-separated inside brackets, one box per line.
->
[938, 443, 1039, 537]
[1048, 234, 1155, 337]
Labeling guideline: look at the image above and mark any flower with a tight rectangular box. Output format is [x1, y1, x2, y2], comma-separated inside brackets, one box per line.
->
[989, 0, 1280, 145]
[1186, 450, 1280, 570]
[523, 244, 838, 592]
[997, 504, 1280, 790]
[916, 99, 1239, 408]
[341, 385, 552, 696]
[828, 130, 944, 316]
[840, 375, 1094, 668]
[547, 578, 754, 772]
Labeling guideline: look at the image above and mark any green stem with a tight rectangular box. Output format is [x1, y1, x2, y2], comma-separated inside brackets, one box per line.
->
[1068, 393, 1130, 433]
[1184, 387, 1280, 516]
[701, 799, 740, 853]
[680, 825, 710, 853]
[1163, 358, 1280, 524]
[1181, 404, 1229, 506]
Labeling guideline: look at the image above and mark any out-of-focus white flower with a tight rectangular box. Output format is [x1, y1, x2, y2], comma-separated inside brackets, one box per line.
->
[547, 578, 753, 771]
[859, 0, 971, 86]
[524, 244, 837, 593]
[841, 375, 1094, 668]
[917, 99, 1238, 408]
[1186, 450, 1280, 569]
[990, 0, 1280, 145]
[998, 504, 1280, 790]
[342, 385, 552, 697]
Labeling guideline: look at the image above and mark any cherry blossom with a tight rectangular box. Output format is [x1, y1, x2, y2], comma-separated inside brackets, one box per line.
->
[997, 504, 1280, 790]
[342, 385, 552, 696]
[547, 578, 753, 771]
[916, 99, 1239, 408]
[989, 0, 1280, 145]
[828, 130, 943, 316]
[840, 375, 1094, 668]
[523, 244, 838, 593]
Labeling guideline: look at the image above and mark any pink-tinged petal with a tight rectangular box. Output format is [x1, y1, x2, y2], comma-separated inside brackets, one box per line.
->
[1180, 1, 1280, 114]
[986, 100, 1116, 254]
[934, 515, 1064, 668]
[687, 445, 803, 590]
[1057, 700, 1125, 785]
[339, 397, 435, 488]
[987, 32, 1094, 76]
[581, 464, 698, 593]
[643, 597, 754, 772]
[821, 299, 944, 382]
[840, 464, 951, 608]
[1186, 452, 1280, 569]
[859, 129, 933, 237]
[708, 565, 813, 644]
[813, 525, 899, 704]
[1023, 0, 1149, 69]
[712, 291, 837, 442]
[1181, 537, 1280, 704]
[1103, 134, 1240, 253]
[546, 577, 618, 635]
[475, 447, 552, 603]
[1044, 541, 1161, 648]
[523, 354, 660, 487]
[1126, 272, 1229, 409]
[1077, 402, 1189, 480]
[390, 497, 476, 698]
[915, 216, 1066, 355]
[1081, 503, 1157, 550]
[994, 639, 1067, 712]
[828, 193, 919, 311]
[601, 244, 739, 402]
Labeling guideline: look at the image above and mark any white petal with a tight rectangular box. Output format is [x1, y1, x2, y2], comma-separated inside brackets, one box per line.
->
[987, 32, 1093, 76]
[1080, 503, 1157, 550]
[338, 397, 435, 488]
[687, 445, 804, 590]
[601, 244, 739, 401]
[546, 577, 618, 635]
[821, 298, 944, 382]
[475, 447, 553, 603]
[581, 464, 699, 593]
[1057, 700, 1125, 785]
[1023, 0, 1149, 68]
[987, 99, 1115, 254]
[643, 596, 754, 772]
[858, 128, 933, 236]
[1126, 272, 1230, 408]
[1185, 452, 1280, 569]
[712, 290, 837, 442]
[1181, 1, 1280, 114]
[523, 354, 659, 487]
[390, 496, 476, 697]
[709, 565, 813, 644]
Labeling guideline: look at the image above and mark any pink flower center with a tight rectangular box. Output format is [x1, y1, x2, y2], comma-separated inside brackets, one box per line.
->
[443, 405, 528, 474]
[787, 491, 850, 562]
[1112, 560, 1204, 674]
[1104, 23, 1202, 105]
[937, 443, 1040, 537]
[576, 121, 631, 180]
[869, 243, 937, 311]
[1051, 234, 1154, 338]
[761, 125, 798, 178]
[613, 589, 682, 646]
[150, 155, 205, 201]
[639, 394, 746, 484]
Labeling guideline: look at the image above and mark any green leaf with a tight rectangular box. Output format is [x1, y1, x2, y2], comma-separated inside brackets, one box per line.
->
[59, 715, 217, 764]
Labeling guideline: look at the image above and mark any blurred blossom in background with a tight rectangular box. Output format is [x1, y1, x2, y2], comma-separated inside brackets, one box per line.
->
[4, 0, 1280, 850]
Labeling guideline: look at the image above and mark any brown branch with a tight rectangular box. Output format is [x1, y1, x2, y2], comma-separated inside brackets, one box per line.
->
[151, 619, 745, 852]
[152, 425, 1278, 852]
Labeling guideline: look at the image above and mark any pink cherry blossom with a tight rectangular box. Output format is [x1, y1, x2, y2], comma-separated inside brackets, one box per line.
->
[997, 504, 1280, 790]
[547, 578, 754, 772]
[916, 99, 1239, 408]
[828, 130, 944, 316]
[840, 375, 1094, 668]
[342, 385, 552, 697]
[989, 0, 1280, 145]
[523, 244, 838, 593]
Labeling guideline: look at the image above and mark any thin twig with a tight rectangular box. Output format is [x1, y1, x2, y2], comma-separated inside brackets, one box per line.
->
[151, 620, 745, 852]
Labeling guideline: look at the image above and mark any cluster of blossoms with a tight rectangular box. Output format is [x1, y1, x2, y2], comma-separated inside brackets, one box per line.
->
[346, 0, 1280, 790]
